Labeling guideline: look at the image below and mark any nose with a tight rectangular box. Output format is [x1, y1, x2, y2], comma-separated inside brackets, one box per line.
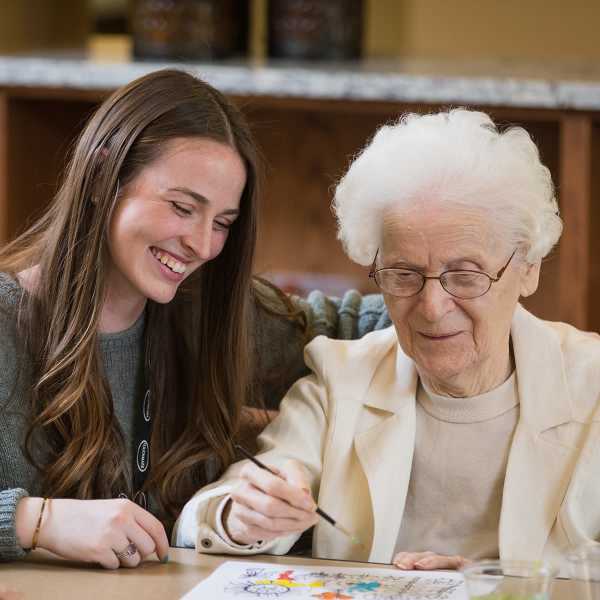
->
[416, 278, 455, 322]
[182, 219, 213, 261]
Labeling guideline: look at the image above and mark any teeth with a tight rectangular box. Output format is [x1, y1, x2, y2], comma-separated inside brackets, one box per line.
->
[152, 248, 186, 274]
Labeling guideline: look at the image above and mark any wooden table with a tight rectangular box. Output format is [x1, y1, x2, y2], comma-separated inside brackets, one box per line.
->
[0, 548, 581, 599]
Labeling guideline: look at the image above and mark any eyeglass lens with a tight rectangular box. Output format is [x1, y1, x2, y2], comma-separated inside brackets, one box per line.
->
[374, 269, 492, 299]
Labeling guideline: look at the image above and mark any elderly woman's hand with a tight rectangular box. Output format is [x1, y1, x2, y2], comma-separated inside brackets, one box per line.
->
[393, 551, 471, 570]
[223, 459, 319, 546]
[0, 586, 23, 600]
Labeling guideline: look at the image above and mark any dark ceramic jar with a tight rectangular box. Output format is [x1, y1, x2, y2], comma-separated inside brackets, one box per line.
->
[268, 0, 364, 60]
[132, 0, 248, 60]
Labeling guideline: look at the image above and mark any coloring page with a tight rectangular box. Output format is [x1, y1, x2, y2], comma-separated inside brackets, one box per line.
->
[181, 561, 468, 600]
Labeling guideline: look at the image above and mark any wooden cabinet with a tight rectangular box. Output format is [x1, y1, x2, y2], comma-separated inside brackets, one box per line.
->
[1, 81, 599, 331]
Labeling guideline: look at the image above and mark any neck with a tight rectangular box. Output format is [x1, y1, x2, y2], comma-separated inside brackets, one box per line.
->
[420, 342, 514, 398]
[99, 287, 146, 334]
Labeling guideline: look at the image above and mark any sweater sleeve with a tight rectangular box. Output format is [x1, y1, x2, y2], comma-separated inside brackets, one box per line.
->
[0, 276, 33, 561]
[0, 488, 29, 561]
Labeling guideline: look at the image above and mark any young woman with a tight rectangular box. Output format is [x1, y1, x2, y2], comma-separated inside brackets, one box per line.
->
[0, 69, 390, 569]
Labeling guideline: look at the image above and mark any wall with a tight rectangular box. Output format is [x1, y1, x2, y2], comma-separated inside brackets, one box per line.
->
[2, 1, 599, 62]
[0, 1, 89, 52]
[367, 0, 600, 61]
[252, 0, 600, 62]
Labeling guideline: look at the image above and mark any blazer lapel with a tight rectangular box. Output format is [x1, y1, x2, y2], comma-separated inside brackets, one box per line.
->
[354, 344, 418, 563]
[499, 306, 575, 560]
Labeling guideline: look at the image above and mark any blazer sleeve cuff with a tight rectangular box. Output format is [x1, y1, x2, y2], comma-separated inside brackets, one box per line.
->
[196, 495, 272, 555]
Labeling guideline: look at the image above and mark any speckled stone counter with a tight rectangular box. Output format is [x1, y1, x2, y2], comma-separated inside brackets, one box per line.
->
[2, 54, 600, 109]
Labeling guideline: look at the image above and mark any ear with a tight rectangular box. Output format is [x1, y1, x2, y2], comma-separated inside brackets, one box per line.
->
[520, 259, 541, 297]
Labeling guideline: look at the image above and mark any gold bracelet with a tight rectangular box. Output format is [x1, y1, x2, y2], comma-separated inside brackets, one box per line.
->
[31, 498, 48, 550]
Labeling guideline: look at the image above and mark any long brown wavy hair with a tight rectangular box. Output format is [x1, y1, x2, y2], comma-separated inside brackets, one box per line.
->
[0, 69, 259, 528]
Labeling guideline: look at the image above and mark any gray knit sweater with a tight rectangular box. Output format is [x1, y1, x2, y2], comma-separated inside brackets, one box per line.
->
[0, 273, 390, 561]
[0, 272, 146, 560]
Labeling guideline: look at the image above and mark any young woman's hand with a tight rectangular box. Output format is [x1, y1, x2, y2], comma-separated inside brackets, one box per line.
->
[223, 459, 318, 546]
[393, 551, 471, 570]
[16, 497, 169, 569]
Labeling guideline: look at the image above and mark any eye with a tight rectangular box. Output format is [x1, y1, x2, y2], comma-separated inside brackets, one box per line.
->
[391, 270, 421, 283]
[213, 219, 233, 232]
[445, 271, 482, 286]
[170, 201, 193, 216]
[451, 272, 479, 281]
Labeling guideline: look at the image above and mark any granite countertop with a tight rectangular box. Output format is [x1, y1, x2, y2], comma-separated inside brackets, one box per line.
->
[1, 52, 600, 110]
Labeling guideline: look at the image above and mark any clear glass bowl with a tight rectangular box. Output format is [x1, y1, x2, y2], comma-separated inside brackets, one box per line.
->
[461, 559, 557, 600]
[566, 543, 600, 600]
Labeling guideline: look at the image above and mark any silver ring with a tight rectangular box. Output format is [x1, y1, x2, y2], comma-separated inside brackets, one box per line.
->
[114, 542, 138, 560]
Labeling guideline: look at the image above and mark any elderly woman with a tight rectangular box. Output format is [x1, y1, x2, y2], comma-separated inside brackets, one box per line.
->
[172, 109, 600, 572]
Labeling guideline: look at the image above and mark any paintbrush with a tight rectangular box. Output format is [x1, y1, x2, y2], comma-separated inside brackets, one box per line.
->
[235, 444, 363, 548]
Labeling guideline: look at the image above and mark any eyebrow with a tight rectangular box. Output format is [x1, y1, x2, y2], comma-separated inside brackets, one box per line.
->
[387, 257, 485, 270]
[168, 186, 240, 216]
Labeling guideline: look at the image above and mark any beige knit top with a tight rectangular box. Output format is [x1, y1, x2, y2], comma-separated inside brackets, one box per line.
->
[394, 372, 519, 559]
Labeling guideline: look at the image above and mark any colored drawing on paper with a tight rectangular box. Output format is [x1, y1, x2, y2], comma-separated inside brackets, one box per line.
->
[348, 582, 381, 592]
[182, 560, 467, 600]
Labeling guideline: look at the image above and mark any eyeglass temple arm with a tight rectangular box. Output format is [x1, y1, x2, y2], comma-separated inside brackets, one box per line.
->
[368, 249, 380, 277]
[490, 249, 518, 281]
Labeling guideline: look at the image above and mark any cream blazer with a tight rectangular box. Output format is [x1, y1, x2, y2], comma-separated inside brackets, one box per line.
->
[173, 305, 600, 570]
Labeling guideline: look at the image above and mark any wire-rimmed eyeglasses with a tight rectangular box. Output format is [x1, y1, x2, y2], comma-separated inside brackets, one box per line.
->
[369, 249, 517, 300]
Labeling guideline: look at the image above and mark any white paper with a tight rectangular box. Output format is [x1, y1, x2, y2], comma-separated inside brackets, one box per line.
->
[181, 560, 468, 599]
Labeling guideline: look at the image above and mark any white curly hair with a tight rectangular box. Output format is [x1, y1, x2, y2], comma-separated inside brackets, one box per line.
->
[333, 108, 563, 266]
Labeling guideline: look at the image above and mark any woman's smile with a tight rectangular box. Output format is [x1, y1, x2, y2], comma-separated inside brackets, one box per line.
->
[418, 331, 463, 341]
[149, 246, 189, 282]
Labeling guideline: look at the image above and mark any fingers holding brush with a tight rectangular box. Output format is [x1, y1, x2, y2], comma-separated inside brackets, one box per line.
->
[279, 460, 314, 495]
[238, 459, 317, 522]
[241, 460, 316, 511]
[223, 460, 318, 545]
[224, 497, 317, 545]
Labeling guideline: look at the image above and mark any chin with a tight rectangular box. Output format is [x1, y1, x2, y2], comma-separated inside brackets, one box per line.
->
[428, 369, 466, 386]
[143, 283, 179, 305]
[418, 357, 470, 384]
[151, 291, 178, 304]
